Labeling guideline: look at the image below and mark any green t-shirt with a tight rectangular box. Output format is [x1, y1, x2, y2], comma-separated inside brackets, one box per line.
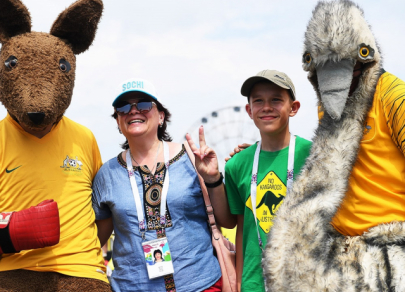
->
[225, 136, 312, 292]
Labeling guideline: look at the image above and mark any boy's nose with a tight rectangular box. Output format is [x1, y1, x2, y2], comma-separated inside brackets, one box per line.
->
[262, 102, 273, 111]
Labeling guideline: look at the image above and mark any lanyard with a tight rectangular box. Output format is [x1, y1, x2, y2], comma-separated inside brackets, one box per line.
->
[250, 134, 296, 250]
[126, 141, 170, 239]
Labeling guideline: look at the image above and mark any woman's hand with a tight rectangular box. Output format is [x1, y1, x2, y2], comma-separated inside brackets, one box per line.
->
[186, 126, 221, 183]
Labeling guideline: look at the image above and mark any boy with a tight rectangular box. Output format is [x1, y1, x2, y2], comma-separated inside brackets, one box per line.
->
[186, 69, 312, 292]
[225, 70, 311, 291]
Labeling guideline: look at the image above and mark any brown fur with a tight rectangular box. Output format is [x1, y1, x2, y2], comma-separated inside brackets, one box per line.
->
[0, 269, 112, 292]
[0, 0, 31, 42]
[0, 33, 76, 129]
[50, 0, 103, 54]
[0, 0, 102, 132]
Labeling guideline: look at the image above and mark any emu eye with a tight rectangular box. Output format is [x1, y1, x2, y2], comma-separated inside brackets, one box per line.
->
[5, 56, 18, 69]
[357, 43, 375, 61]
[303, 53, 312, 64]
[359, 47, 369, 57]
[59, 59, 71, 73]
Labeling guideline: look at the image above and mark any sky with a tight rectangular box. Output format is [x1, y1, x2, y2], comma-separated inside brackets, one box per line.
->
[0, 0, 404, 163]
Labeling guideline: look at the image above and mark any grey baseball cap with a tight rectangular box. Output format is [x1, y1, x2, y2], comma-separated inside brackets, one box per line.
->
[241, 69, 296, 100]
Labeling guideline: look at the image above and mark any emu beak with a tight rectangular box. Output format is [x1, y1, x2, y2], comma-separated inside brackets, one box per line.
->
[316, 59, 355, 120]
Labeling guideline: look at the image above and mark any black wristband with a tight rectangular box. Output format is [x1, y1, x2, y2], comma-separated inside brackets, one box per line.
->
[204, 172, 223, 188]
[0, 223, 16, 253]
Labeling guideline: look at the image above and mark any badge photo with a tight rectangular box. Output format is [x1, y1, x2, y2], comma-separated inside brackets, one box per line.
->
[142, 237, 174, 279]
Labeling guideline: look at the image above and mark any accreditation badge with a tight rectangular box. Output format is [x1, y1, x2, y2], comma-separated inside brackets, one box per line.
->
[142, 237, 174, 279]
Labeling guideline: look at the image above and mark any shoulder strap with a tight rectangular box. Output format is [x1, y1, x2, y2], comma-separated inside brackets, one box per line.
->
[183, 142, 217, 230]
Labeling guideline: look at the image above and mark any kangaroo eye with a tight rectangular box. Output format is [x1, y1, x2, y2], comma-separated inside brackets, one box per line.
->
[5, 56, 18, 69]
[303, 53, 312, 64]
[59, 59, 71, 73]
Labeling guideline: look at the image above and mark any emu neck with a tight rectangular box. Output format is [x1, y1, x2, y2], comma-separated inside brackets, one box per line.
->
[284, 67, 380, 217]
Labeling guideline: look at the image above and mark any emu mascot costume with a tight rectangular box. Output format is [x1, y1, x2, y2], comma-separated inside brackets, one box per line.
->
[0, 0, 111, 291]
[264, 1, 405, 291]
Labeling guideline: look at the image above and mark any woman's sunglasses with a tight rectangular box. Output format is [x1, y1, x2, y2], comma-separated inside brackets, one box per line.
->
[115, 101, 156, 116]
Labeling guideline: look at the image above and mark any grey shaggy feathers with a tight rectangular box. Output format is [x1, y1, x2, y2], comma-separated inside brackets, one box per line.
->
[263, 1, 405, 291]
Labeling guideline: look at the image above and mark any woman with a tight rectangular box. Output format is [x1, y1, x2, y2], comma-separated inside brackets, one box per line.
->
[92, 78, 222, 292]
[154, 250, 164, 263]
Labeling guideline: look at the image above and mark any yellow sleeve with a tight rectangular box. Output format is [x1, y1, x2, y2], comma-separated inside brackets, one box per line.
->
[379, 73, 405, 155]
[91, 133, 103, 180]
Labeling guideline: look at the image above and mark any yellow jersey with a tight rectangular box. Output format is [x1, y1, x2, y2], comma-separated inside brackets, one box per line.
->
[0, 114, 107, 283]
[331, 72, 405, 236]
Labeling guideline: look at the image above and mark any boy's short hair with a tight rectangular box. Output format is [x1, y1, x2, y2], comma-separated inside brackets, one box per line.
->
[241, 70, 296, 101]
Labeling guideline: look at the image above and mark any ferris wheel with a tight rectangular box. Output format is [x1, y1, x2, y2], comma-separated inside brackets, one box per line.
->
[185, 105, 260, 173]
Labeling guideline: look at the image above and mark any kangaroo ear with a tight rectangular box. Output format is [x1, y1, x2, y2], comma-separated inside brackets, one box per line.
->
[0, 0, 31, 43]
[50, 0, 103, 54]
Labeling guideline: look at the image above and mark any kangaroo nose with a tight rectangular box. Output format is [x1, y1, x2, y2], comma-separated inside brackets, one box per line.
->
[27, 112, 45, 125]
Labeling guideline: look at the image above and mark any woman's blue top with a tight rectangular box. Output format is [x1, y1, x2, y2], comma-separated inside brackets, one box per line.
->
[92, 148, 221, 292]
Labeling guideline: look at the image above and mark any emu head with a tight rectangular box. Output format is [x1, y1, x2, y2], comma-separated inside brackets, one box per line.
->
[0, 0, 103, 132]
[303, 0, 382, 120]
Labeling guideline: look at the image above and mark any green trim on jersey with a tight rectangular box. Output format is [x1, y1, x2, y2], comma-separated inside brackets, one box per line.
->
[225, 136, 312, 292]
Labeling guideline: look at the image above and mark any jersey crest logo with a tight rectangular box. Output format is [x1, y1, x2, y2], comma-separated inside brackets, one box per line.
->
[60, 155, 83, 173]
[246, 171, 286, 233]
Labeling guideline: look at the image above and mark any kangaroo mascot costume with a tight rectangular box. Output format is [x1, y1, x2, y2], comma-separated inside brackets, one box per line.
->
[0, 0, 111, 291]
[264, 1, 405, 291]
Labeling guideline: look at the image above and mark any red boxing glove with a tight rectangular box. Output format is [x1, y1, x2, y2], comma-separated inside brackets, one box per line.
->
[0, 199, 60, 254]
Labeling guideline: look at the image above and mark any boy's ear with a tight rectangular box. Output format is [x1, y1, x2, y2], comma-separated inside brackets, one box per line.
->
[50, 0, 103, 54]
[0, 0, 31, 43]
[245, 103, 253, 119]
[289, 100, 301, 117]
